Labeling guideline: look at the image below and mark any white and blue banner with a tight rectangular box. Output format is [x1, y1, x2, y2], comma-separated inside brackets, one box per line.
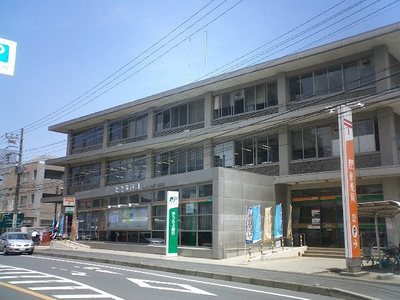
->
[273, 204, 283, 239]
[245, 205, 262, 244]
[252, 205, 261, 243]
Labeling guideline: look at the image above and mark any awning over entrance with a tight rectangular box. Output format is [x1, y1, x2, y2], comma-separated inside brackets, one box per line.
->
[358, 200, 400, 218]
[358, 200, 400, 261]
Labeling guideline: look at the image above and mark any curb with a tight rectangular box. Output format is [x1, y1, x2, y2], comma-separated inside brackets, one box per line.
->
[35, 251, 376, 300]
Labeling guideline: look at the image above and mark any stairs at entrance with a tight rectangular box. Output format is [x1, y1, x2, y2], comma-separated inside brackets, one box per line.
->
[303, 247, 345, 259]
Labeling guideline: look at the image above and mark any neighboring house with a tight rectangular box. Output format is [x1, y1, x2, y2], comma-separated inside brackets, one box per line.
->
[1, 157, 64, 227]
[48, 23, 400, 259]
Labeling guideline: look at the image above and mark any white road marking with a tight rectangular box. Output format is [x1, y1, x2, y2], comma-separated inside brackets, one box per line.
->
[70, 271, 87, 276]
[30, 286, 89, 291]
[0, 276, 19, 279]
[30, 256, 311, 300]
[128, 278, 216, 296]
[0, 263, 125, 300]
[0, 271, 35, 275]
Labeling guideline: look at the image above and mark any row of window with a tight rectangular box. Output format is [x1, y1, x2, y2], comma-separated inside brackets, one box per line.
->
[155, 99, 205, 132]
[69, 119, 378, 188]
[213, 82, 277, 119]
[289, 57, 375, 101]
[109, 115, 148, 142]
[291, 119, 378, 160]
[214, 134, 279, 168]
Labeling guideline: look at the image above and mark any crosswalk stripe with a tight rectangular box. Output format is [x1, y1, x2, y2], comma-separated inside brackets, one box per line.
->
[30, 286, 88, 291]
[9, 279, 69, 284]
[0, 276, 19, 279]
[54, 294, 114, 299]
[0, 271, 35, 275]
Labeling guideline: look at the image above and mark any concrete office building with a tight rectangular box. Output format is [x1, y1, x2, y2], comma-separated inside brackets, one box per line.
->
[48, 23, 400, 259]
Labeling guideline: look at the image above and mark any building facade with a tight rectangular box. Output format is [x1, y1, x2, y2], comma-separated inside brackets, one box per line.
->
[1, 157, 64, 228]
[48, 24, 400, 259]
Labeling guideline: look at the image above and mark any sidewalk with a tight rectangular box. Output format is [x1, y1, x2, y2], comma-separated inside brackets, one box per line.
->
[35, 245, 400, 300]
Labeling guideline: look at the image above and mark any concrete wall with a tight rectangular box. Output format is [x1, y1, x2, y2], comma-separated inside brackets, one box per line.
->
[213, 168, 274, 259]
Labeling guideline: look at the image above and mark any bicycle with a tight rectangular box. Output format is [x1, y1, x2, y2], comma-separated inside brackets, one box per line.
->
[380, 246, 400, 272]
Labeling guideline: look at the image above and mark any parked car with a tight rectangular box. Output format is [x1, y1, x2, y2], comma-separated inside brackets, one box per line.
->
[0, 232, 34, 255]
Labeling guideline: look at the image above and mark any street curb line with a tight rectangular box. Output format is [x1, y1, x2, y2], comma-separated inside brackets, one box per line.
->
[35, 252, 377, 300]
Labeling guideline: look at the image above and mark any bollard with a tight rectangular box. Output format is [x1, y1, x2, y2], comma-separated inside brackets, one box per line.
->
[291, 237, 294, 248]
[300, 235, 303, 247]
[260, 243, 263, 255]
[281, 237, 284, 249]
[248, 246, 252, 262]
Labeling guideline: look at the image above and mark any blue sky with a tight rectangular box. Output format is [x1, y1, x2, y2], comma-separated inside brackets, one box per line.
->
[0, 0, 399, 161]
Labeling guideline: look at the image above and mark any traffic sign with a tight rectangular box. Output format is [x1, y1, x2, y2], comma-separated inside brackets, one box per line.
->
[0, 37, 17, 76]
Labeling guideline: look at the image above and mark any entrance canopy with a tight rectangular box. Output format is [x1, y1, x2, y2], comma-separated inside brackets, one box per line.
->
[358, 200, 400, 260]
[358, 200, 400, 218]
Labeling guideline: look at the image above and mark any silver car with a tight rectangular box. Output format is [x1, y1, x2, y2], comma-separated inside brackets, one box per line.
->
[0, 232, 34, 255]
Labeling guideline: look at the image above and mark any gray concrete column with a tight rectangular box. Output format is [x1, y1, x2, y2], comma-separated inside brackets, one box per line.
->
[67, 130, 73, 155]
[204, 92, 213, 127]
[203, 139, 213, 169]
[278, 126, 289, 176]
[277, 72, 287, 112]
[377, 107, 398, 165]
[274, 184, 290, 239]
[374, 45, 391, 93]
[147, 110, 155, 139]
[100, 158, 107, 188]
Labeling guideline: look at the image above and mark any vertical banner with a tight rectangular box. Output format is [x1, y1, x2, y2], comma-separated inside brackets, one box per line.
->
[263, 207, 272, 243]
[286, 204, 293, 238]
[58, 214, 65, 237]
[252, 205, 261, 243]
[273, 204, 283, 239]
[245, 207, 253, 244]
[0, 37, 17, 76]
[338, 105, 360, 259]
[166, 191, 179, 256]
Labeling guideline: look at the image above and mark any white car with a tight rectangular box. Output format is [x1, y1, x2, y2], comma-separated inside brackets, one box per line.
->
[0, 232, 34, 255]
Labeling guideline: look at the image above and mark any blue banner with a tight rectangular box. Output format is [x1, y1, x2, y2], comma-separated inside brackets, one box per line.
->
[245, 207, 253, 244]
[273, 204, 283, 238]
[252, 205, 261, 243]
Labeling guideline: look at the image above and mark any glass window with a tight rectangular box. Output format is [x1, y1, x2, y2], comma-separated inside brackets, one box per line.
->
[221, 93, 232, 117]
[189, 101, 197, 124]
[181, 202, 198, 215]
[198, 232, 212, 246]
[169, 151, 177, 175]
[109, 197, 118, 206]
[161, 152, 169, 176]
[196, 99, 204, 122]
[198, 216, 212, 230]
[344, 61, 359, 90]
[179, 104, 187, 126]
[214, 142, 233, 168]
[181, 216, 197, 230]
[182, 186, 197, 199]
[328, 65, 342, 93]
[196, 147, 204, 171]
[181, 231, 196, 246]
[141, 192, 153, 203]
[154, 191, 165, 202]
[301, 73, 314, 99]
[213, 95, 221, 119]
[129, 194, 140, 204]
[269, 134, 279, 162]
[154, 154, 162, 177]
[199, 184, 212, 197]
[233, 90, 244, 115]
[245, 87, 255, 112]
[359, 57, 375, 86]
[317, 126, 332, 157]
[289, 76, 301, 101]
[177, 150, 187, 174]
[155, 113, 163, 132]
[234, 141, 243, 166]
[171, 106, 179, 128]
[199, 202, 212, 214]
[257, 136, 269, 164]
[256, 84, 265, 110]
[187, 148, 196, 172]
[314, 70, 328, 96]
[109, 122, 123, 141]
[243, 138, 254, 165]
[267, 82, 277, 106]
[291, 130, 303, 160]
[303, 128, 317, 158]
[162, 110, 170, 129]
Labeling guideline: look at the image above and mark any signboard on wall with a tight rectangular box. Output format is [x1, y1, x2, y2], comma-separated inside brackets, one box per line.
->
[63, 197, 76, 207]
[166, 191, 179, 256]
[0, 37, 17, 76]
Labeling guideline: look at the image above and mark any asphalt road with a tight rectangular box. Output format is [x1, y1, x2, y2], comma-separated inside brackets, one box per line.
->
[0, 254, 336, 300]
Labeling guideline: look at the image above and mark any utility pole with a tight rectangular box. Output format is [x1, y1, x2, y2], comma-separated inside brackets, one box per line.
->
[12, 128, 23, 229]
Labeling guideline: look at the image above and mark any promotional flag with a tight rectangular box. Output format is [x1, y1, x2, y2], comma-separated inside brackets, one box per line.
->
[286, 204, 293, 238]
[252, 205, 261, 243]
[245, 207, 253, 244]
[263, 207, 272, 242]
[273, 204, 283, 239]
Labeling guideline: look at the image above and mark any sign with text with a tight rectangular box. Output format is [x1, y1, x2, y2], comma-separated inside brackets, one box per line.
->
[338, 105, 361, 259]
[0, 37, 17, 76]
[166, 191, 179, 256]
[63, 197, 76, 207]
